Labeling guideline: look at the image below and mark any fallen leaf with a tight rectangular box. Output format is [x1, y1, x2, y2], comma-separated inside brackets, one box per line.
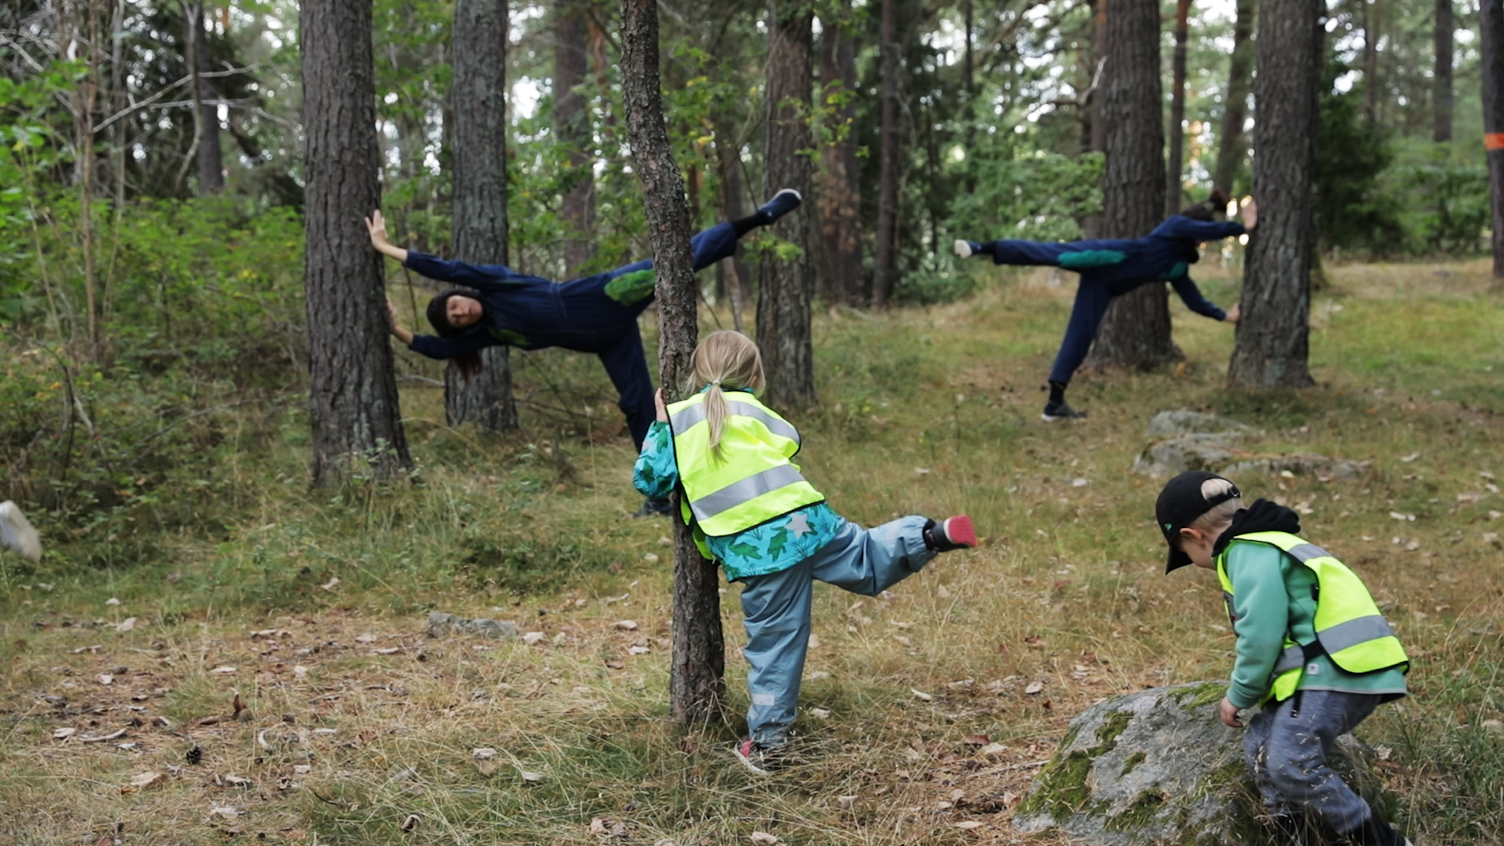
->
[115, 617, 137, 633]
[355, 634, 378, 644]
[106, 598, 121, 606]
[53, 727, 77, 740]
[962, 734, 989, 746]
[129, 771, 167, 790]
[1482, 720, 1502, 733]
[910, 688, 933, 702]
[208, 805, 239, 820]
[589, 819, 607, 835]
[980, 742, 1009, 759]
[1024, 635, 1047, 648]
[223, 775, 252, 787]
[97, 674, 113, 686]
[838, 795, 857, 810]
[750, 833, 780, 845]
[293, 665, 309, 680]
[402, 814, 420, 832]
[522, 632, 546, 645]
[955, 821, 984, 830]
[519, 770, 543, 782]
[321, 577, 340, 591]
[605, 660, 624, 670]
[233, 693, 245, 717]
[642, 553, 659, 563]
[209, 666, 236, 675]
[809, 708, 832, 719]
[1071, 477, 1089, 487]
[80, 728, 128, 743]
[1024, 681, 1044, 695]
[915, 467, 931, 476]
[473, 748, 498, 759]
[612, 620, 639, 631]
[1399, 452, 1420, 463]
[373, 647, 400, 655]
[628, 645, 650, 655]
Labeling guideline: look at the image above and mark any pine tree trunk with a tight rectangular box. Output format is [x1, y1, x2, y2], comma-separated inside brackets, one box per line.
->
[301, 0, 414, 485]
[818, 2, 862, 306]
[1166, 0, 1191, 217]
[1083, 0, 1109, 238]
[1363, 0, 1379, 124]
[1229, 0, 1321, 388]
[619, 0, 725, 726]
[447, 0, 519, 432]
[1214, 0, 1256, 194]
[556, 0, 595, 278]
[186, 2, 224, 194]
[1435, 0, 1453, 142]
[1086, 0, 1176, 372]
[872, 0, 901, 308]
[1482, 0, 1504, 280]
[713, 125, 752, 331]
[759, 0, 817, 407]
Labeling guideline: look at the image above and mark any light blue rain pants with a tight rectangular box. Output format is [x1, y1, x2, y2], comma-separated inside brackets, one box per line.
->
[736, 515, 935, 748]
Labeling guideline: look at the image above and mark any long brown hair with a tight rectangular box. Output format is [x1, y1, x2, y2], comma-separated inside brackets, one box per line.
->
[1180, 188, 1231, 222]
[689, 331, 766, 461]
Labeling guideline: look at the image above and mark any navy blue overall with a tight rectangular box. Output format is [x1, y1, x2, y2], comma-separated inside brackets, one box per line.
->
[404, 222, 739, 449]
[983, 216, 1244, 385]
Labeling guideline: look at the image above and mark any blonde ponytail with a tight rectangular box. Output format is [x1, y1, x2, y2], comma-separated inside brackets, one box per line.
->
[689, 331, 765, 461]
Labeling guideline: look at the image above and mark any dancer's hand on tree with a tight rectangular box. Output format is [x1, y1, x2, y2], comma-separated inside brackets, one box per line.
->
[365, 211, 408, 263]
[654, 388, 668, 423]
[386, 298, 414, 345]
[1240, 198, 1258, 231]
[1225, 304, 1241, 324]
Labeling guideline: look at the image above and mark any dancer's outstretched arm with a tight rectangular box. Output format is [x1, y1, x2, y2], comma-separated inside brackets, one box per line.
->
[1169, 275, 1236, 322]
[366, 210, 524, 290]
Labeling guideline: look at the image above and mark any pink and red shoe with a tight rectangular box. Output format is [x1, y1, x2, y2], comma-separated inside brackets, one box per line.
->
[926, 515, 976, 552]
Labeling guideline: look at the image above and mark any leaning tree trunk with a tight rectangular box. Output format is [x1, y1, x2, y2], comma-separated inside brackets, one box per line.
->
[446, 0, 518, 431]
[556, 0, 595, 278]
[302, 0, 413, 484]
[1213, 0, 1256, 195]
[185, 2, 224, 194]
[818, 0, 863, 307]
[1085, 0, 1176, 372]
[1228, 0, 1321, 388]
[1483, 0, 1504, 279]
[619, 0, 726, 726]
[1166, 0, 1191, 216]
[872, 0, 901, 308]
[759, 0, 817, 408]
[1435, 0, 1453, 142]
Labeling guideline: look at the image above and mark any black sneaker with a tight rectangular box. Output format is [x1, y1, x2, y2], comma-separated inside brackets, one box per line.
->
[733, 737, 780, 775]
[924, 515, 977, 552]
[1041, 400, 1088, 422]
[632, 497, 674, 518]
[757, 188, 802, 224]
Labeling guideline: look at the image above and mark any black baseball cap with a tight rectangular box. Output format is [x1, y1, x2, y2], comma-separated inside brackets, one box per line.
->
[1155, 471, 1242, 573]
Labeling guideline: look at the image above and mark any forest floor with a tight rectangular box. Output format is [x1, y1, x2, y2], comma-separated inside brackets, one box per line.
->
[2, 259, 1502, 845]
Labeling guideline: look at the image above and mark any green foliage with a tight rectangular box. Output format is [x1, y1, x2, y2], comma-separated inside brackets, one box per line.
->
[949, 147, 1104, 245]
[1315, 68, 1405, 255]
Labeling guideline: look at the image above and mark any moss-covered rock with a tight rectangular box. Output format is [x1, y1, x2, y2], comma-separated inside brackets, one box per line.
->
[1012, 682, 1393, 845]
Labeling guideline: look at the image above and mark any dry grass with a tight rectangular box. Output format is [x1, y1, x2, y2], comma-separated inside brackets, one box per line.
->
[1, 259, 1501, 844]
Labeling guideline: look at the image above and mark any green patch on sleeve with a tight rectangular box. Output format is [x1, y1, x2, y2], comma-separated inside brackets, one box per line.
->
[486, 328, 531, 347]
[1058, 249, 1127, 270]
[1160, 261, 1189, 281]
[604, 269, 657, 305]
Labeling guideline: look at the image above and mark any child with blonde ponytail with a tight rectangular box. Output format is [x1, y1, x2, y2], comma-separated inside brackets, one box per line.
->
[634, 330, 976, 774]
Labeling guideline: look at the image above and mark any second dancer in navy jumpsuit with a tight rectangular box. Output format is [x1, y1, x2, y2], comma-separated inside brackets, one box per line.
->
[370, 189, 803, 516]
[954, 192, 1256, 421]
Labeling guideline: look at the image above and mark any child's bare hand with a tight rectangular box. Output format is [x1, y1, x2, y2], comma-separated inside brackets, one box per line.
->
[654, 388, 668, 423]
[1225, 303, 1241, 325]
[1219, 697, 1243, 728]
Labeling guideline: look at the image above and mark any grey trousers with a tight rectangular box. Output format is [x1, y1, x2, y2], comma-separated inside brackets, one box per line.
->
[1244, 689, 1385, 836]
[736, 516, 935, 747]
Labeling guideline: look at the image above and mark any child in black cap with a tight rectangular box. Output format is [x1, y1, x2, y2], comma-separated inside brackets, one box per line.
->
[1155, 470, 1413, 846]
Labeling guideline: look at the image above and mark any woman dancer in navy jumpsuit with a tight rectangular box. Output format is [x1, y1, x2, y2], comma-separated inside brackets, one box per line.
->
[370, 189, 803, 516]
[954, 192, 1256, 421]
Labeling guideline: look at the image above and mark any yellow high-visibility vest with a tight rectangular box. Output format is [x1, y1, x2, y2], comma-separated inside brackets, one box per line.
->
[667, 391, 825, 540]
[1217, 531, 1409, 702]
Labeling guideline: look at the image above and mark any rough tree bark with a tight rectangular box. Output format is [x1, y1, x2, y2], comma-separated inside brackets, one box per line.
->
[446, 0, 519, 431]
[556, 0, 595, 277]
[713, 124, 752, 331]
[1213, 0, 1256, 195]
[1482, 0, 1504, 279]
[1166, 0, 1191, 216]
[818, 0, 863, 306]
[619, 0, 726, 726]
[301, 0, 413, 484]
[872, 0, 901, 308]
[1085, 0, 1176, 371]
[1435, 0, 1453, 142]
[759, 0, 817, 408]
[1083, 0, 1109, 238]
[1228, 0, 1321, 387]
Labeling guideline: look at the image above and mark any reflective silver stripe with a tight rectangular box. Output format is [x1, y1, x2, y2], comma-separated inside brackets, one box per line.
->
[689, 464, 808, 522]
[1285, 543, 1332, 562]
[670, 399, 800, 445]
[1274, 645, 1306, 673]
[1318, 615, 1396, 653]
